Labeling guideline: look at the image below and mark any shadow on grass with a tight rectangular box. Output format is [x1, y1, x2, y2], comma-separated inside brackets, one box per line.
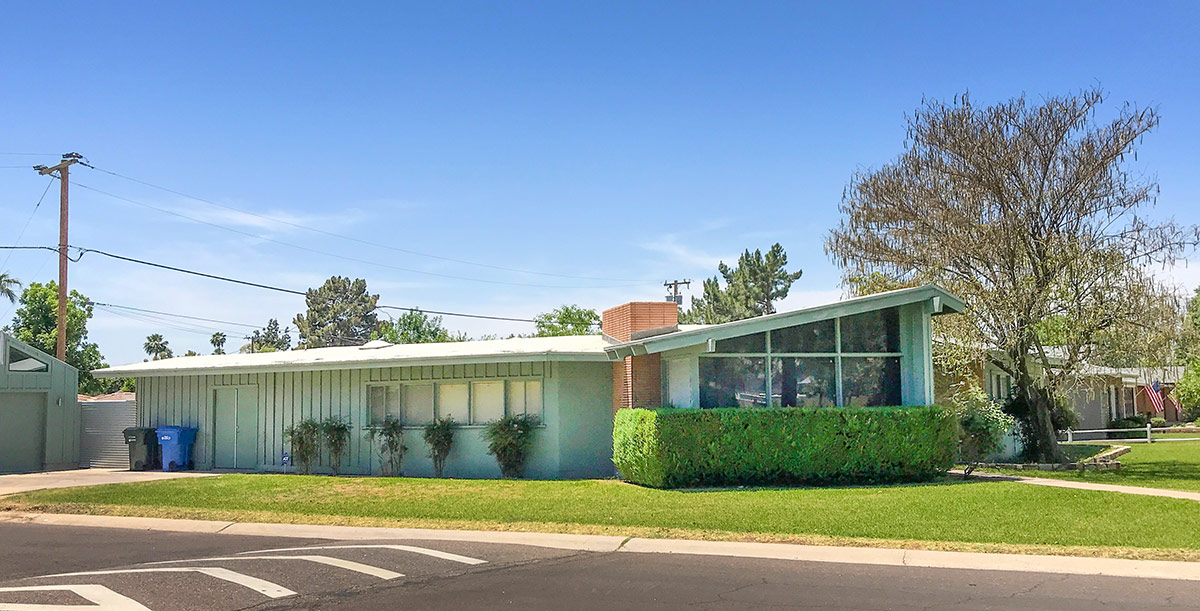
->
[664, 475, 996, 494]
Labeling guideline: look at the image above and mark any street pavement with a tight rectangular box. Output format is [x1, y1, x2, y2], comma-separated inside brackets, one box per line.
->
[2, 522, 1200, 610]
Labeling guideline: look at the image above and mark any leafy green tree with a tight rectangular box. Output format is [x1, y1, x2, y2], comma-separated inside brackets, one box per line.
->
[293, 276, 380, 347]
[210, 332, 227, 355]
[6, 281, 106, 393]
[241, 319, 292, 353]
[681, 243, 803, 324]
[372, 309, 466, 344]
[143, 334, 173, 360]
[0, 272, 20, 304]
[534, 305, 600, 337]
[826, 88, 1197, 462]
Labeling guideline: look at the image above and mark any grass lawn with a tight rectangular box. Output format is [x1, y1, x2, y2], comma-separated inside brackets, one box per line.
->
[986, 440, 1200, 492]
[6, 474, 1200, 561]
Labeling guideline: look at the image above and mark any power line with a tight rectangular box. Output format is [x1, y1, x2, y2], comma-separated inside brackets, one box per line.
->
[77, 162, 650, 284]
[0, 177, 56, 272]
[70, 246, 538, 323]
[0, 244, 539, 323]
[72, 180, 643, 290]
[88, 301, 260, 329]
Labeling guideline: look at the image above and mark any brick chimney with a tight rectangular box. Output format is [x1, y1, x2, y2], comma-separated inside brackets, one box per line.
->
[602, 302, 678, 412]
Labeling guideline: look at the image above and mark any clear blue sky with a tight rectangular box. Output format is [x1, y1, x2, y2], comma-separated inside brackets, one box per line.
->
[2, 1, 1198, 365]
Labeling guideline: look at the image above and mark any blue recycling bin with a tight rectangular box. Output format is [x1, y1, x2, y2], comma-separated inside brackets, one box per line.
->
[156, 426, 197, 472]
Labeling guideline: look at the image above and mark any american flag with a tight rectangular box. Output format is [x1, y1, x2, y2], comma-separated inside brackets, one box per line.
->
[1147, 381, 1165, 414]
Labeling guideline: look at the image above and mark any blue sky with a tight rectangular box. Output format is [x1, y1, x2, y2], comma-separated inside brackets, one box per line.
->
[2, 1, 1198, 365]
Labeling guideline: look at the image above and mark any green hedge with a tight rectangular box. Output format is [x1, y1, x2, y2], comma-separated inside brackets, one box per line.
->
[613, 406, 957, 488]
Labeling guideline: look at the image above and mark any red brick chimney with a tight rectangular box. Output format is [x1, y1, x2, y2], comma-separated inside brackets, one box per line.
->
[602, 302, 678, 412]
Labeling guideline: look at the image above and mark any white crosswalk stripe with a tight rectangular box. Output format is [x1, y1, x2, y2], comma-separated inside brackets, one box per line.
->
[237, 544, 487, 565]
[145, 555, 403, 579]
[0, 584, 152, 611]
[41, 568, 295, 599]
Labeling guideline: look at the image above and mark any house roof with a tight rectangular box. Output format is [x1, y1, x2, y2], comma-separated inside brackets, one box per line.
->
[78, 391, 136, 402]
[604, 284, 965, 360]
[95, 334, 618, 378]
[1080, 365, 1185, 385]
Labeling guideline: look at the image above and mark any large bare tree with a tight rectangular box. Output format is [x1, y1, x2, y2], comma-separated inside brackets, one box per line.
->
[826, 89, 1197, 462]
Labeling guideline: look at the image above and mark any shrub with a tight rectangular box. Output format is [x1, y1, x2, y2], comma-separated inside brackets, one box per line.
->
[483, 414, 540, 478]
[283, 418, 322, 475]
[422, 416, 456, 477]
[1151, 416, 1168, 428]
[612, 406, 957, 488]
[1109, 415, 1149, 440]
[950, 384, 1014, 476]
[366, 415, 406, 476]
[1003, 392, 1078, 460]
[321, 415, 353, 476]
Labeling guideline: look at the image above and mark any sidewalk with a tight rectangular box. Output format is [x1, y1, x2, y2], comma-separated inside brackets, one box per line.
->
[0, 469, 216, 497]
[964, 470, 1200, 503]
[4, 511, 1200, 581]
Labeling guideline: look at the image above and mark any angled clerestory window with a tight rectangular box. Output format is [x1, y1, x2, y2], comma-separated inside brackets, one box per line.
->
[7, 343, 49, 373]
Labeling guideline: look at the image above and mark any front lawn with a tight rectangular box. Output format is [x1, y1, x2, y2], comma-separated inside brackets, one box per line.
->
[6, 474, 1200, 561]
[987, 440, 1200, 493]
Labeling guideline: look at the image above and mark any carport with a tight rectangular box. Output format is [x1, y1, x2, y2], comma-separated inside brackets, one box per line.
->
[0, 332, 79, 473]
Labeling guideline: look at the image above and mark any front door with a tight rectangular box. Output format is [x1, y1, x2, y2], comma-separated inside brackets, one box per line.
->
[213, 387, 258, 469]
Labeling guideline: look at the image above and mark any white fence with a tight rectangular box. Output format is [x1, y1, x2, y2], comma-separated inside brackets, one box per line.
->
[1064, 425, 1200, 444]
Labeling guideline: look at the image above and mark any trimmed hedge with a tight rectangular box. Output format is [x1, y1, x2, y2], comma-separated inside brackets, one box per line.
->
[613, 406, 957, 488]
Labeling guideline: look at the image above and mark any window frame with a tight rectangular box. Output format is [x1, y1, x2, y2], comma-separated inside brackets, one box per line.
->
[698, 312, 904, 408]
[364, 376, 545, 429]
[5, 342, 50, 374]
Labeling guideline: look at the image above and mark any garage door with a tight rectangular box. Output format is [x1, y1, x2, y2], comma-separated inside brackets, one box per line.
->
[0, 392, 46, 474]
[81, 400, 137, 468]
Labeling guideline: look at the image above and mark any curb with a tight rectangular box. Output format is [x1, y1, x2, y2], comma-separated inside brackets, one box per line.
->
[4, 512, 1200, 581]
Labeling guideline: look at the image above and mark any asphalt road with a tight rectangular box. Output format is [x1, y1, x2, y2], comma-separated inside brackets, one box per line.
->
[2, 522, 1200, 610]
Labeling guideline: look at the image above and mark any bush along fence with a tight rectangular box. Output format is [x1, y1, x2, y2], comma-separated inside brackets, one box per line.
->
[613, 406, 957, 488]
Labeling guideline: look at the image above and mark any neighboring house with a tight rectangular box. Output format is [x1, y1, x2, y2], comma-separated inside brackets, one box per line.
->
[0, 332, 80, 474]
[941, 349, 1187, 431]
[95, 285, 964, 478]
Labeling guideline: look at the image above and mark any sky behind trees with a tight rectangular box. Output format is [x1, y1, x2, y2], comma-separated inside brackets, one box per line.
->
[1, 1, 1197, 364]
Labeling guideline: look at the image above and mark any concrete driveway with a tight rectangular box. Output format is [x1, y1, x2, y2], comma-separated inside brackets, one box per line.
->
[0, 469, 216, 496]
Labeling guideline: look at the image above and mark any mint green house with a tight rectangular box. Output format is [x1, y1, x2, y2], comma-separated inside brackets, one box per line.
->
[97, 285, 963, 478]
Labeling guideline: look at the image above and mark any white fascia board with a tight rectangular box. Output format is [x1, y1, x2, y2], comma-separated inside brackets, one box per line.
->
[605, 285, 964, 360]
[94, 352, 609, 379]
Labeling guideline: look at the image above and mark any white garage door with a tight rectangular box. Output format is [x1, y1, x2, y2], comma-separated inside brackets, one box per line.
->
[0, 392, 46, 474]
[81, 400, 137, 469]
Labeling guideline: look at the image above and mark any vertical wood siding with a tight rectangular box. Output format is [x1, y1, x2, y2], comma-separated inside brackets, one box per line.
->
[135, 361, 549, 473]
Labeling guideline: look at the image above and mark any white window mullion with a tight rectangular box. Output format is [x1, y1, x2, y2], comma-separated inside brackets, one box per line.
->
[834, 317, 844, 407]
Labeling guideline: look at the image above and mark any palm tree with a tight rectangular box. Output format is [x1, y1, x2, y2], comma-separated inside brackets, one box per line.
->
[0, 272, 21, 304]
[143, 334, 172, 361]
[210, 332, 227, 355]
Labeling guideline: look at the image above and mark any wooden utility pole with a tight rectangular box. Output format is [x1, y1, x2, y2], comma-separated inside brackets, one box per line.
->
[33, 153, 82, 361]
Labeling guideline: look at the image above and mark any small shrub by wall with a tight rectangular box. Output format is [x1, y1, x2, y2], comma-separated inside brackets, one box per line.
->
[612, 406, 957, 488]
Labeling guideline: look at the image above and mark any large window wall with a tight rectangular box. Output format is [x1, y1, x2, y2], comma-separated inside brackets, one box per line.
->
[698, 308, 902, 408]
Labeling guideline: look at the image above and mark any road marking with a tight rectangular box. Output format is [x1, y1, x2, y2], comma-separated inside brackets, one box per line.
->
[41, 568, 295, 599]
[0, 584, 152, 611]
[146, 555, 402, 580]
[238, 544, 487, 565]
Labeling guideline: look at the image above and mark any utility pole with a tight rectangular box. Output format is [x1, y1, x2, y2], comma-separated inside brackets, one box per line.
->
[664, 279, 691, 305]
[33, 153, 82, 362]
